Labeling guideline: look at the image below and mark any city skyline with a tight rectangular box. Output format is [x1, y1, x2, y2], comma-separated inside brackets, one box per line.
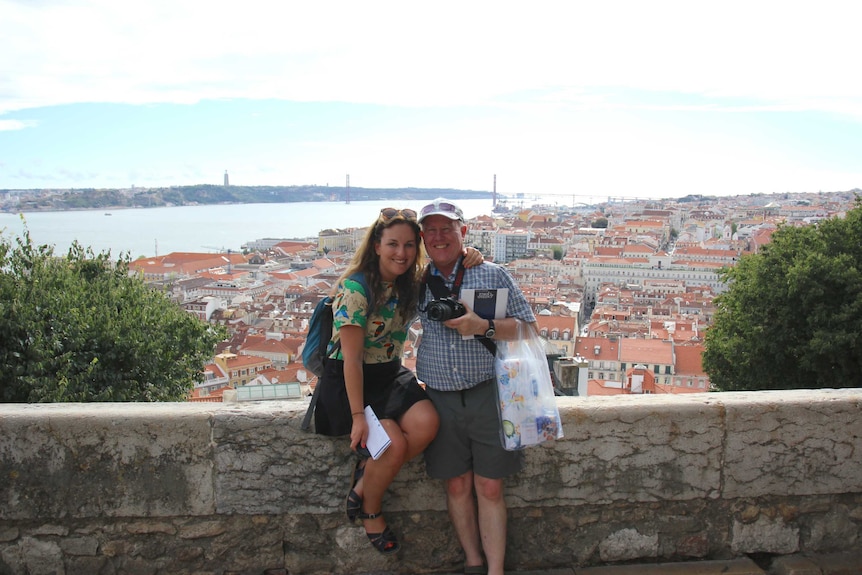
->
[1, 1, 861, 198]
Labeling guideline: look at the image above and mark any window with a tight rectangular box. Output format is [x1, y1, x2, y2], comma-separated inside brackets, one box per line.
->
[653, 365, 660, 374]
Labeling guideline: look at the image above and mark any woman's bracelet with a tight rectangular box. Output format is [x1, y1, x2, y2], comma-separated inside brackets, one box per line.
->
[351, 411, 364, 416]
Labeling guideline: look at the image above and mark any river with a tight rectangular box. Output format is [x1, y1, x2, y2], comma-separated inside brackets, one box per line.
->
[0, 199, 503, 258]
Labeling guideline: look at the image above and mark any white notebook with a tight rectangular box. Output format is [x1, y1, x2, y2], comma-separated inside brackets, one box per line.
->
[364, 405, 392, 460]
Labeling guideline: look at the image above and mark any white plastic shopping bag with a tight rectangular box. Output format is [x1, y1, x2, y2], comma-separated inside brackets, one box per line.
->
[494, 320, 564, 450]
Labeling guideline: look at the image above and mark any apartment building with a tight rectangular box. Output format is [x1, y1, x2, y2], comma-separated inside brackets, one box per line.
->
[493, 230, 529, 263]
[213, 352, 273, 388]
[583, 256, 726, 302]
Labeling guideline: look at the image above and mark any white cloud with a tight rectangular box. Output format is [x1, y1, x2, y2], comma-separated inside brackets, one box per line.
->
[2, 0, 860, 195]
[0, 119, 36, 131]
[2, 0, 861, 115]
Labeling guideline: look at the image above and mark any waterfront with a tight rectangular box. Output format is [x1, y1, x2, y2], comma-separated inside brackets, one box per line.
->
[0, 199, 500, 258]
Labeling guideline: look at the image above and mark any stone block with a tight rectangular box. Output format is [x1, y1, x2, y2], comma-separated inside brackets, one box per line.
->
[722, 389, 862, 498]
[732, 515, 799, 555]
[598, 528, 659, 562]
[212, 401, 351, 515]
[512, 394, 725, 507]
[0, 403, 218, 520]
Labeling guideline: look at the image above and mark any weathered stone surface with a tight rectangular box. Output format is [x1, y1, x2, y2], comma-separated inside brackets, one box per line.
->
[59, 535, 99, 556]
[770, 554, 822, 575]
[0, 389, 860, 574]
[19, 537, 64, 575]
[802, 506, 859, 551]
[66, 555, 109, 575]
[212, 402, 356, 515]
[722, 389, 862, 498]
[731, 515, 799, 554]
[0, 527, 19, 543]
[0, 402, 218, 520]
[517, 394, 725, 507]
[599, 528, 660, 562]
[579, 557, 765, 574]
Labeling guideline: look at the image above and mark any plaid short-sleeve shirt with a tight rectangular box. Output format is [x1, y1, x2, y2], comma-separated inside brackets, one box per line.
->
[416, 261, 535, 391]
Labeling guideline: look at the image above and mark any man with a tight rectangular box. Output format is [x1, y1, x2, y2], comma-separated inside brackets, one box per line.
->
[416, 198, 536, 575]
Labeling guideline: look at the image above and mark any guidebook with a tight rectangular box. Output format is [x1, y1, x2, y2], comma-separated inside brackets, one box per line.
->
[364, 405, 392, 460]
[460, 288, 508, 339]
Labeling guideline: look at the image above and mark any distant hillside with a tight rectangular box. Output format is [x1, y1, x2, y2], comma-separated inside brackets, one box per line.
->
[3, 184, 493, 212]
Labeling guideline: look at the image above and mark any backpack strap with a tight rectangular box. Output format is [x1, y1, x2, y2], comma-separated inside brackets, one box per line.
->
[301, 379, 320, 431]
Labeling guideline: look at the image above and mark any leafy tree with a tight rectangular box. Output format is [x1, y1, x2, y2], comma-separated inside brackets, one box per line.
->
[591, 217, 608, 229]
[0, 227, 226, 402]
[703, 198, 862, 390]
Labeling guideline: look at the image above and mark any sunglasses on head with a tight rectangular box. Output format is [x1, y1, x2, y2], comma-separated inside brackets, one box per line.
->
[419, 201, 462, 219]
[379, 207, 418, 222]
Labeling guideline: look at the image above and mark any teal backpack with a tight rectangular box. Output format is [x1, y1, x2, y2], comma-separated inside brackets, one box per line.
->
[301, 272, 371, 431]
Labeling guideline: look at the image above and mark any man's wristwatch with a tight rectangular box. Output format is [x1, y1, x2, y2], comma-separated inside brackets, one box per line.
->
[483, 318, 496, 339]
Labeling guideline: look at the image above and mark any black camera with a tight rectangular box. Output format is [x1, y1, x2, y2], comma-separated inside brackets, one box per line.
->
[426, 297, 467, 321]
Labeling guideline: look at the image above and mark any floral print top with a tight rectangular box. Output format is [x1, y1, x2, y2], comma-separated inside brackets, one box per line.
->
[330, 277, 406, 364]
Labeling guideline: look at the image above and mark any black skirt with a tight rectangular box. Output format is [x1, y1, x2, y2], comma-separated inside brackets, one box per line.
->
[314, 360, 430, 437]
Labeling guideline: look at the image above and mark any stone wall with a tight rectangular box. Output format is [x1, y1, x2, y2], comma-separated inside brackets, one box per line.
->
[1, 389, 861, 575]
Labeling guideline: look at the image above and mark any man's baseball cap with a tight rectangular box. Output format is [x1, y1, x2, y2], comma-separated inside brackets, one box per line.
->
[418, 198, 465, 223]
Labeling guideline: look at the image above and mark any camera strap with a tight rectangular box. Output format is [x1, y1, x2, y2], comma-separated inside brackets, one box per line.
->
[421, 259, 496, 356]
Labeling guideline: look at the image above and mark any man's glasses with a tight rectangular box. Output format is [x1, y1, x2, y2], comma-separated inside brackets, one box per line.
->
[379, 207, 418, 222]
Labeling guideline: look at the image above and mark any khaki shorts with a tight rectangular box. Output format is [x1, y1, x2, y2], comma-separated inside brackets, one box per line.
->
[423, 379, 524, 480]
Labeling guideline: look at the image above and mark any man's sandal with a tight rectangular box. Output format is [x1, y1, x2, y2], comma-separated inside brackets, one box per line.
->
[345, 458, 365, 523]
[357, 510, 400, 555]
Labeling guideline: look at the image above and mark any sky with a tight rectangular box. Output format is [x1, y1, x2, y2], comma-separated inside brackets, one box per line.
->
[1, 0, 861, 201]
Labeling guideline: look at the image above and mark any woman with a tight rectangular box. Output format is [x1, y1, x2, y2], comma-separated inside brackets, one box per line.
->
[314, 207, 481, 555]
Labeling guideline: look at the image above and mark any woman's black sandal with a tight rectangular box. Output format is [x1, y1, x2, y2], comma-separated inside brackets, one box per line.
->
[346, 459, 366, 523]
[357, 510, 400, 555]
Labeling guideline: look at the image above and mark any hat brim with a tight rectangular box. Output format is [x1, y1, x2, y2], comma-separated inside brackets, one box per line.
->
[418, 210, 463, 223]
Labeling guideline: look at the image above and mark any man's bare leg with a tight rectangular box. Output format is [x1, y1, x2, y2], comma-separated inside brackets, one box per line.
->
[445, 471, 485, 570]
[475, 474, 506, 575]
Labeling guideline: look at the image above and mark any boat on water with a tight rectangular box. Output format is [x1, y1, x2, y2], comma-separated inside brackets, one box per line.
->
[492, 200, 510, 213]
